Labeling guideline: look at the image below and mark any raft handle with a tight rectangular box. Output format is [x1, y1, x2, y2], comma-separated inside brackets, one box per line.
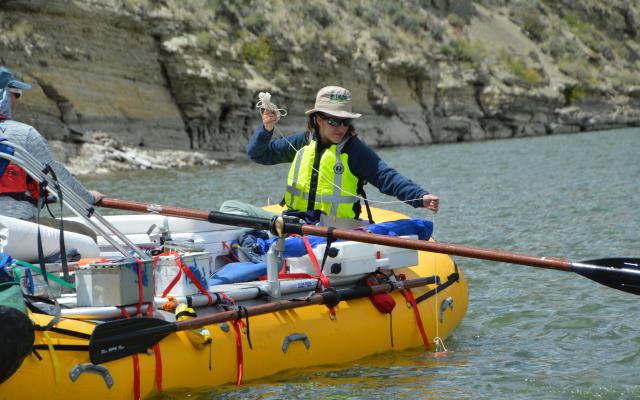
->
[69, 363, 114, 389]
[282, 333, 311, 353]
[439, 297, 454, 323]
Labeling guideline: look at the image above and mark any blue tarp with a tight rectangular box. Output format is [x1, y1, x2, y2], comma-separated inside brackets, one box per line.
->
[209, 261, 267, 286]
[255, 218, 433, 257]
[0, 253, 13, 283]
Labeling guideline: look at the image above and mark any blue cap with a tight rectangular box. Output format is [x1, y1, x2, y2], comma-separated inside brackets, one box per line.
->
[0, 67, 32, 90]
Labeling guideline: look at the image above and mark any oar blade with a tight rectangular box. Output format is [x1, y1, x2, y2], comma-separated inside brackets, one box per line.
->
[573, 258, 640, 296]
[89, 317, 173, 364]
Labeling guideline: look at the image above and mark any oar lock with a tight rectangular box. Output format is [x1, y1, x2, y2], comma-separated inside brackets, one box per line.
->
[268, 215, 303, 237]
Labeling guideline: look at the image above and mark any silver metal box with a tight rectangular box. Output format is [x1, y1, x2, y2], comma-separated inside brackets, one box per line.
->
[75, 258, 154, 307]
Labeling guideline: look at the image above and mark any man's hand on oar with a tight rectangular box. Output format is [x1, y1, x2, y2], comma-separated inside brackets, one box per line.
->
[96, 197, 640, 296]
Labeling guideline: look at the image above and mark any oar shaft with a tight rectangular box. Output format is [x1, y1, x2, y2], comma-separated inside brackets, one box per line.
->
[99, 198, 213, 223]
[100, 197, 279, 232]
[99, 198, 570, 271]
[301, 225, 571, 271]
[96, 198, 640, 297]
[176, 277, 435, 331]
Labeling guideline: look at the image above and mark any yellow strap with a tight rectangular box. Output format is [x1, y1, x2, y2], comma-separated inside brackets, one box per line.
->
[42, 330, 61, 386]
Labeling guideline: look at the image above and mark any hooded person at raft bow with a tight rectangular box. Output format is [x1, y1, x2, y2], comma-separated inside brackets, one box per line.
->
[0, 66, 101, 262]
[221, 86, 439, 227]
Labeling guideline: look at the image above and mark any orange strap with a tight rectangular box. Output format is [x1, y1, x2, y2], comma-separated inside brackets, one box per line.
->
[301, 236, 330, 289]
[132, 354, 141, 400]
[119, 307, 142, 400]
[153, 344, 163, 393]
[232, 320, 244, 386]
[119, 302, 163, 396]
[156, 252, 213, 304]
[154, 254, 182, 298]
[400, 286, 430, 351]
[219, 293, 244, 385]
[259, 272, 316, 280]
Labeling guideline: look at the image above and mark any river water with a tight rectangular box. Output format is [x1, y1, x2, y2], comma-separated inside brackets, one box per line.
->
[81, 128, 640, 399]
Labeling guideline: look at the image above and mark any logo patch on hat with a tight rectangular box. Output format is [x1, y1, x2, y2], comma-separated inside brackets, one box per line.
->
[328, 94, 348, 103]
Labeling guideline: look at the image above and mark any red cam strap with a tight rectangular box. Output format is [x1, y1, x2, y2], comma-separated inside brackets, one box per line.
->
[301, 236, 330, 289]
[155, 252, 213, 304]
[399, 275, 430, 351]
[232, 320, 244, 386]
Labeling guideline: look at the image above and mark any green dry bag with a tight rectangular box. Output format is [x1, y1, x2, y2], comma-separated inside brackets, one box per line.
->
[0, 255, 35, 384]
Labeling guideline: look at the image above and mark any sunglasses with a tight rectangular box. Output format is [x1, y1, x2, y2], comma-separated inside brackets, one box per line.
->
[8, 89, 21, 99]
[318, 114, 352, 127]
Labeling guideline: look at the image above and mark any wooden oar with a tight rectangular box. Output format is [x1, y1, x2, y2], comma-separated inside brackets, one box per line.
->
[88, 276, 438, 364]
[98, 197, 640, 296]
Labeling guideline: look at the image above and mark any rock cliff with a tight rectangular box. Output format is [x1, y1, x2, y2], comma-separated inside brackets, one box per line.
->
[1, 0, 638, 173]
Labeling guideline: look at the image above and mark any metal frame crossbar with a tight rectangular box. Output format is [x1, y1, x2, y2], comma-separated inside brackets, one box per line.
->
[0, 139, 148, 260]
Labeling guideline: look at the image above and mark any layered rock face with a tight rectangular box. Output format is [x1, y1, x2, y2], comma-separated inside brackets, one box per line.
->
[1, 0, 638, 171]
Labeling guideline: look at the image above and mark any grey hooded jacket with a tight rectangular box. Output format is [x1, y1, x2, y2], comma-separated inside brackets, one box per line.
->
[0, 89, 94, 219]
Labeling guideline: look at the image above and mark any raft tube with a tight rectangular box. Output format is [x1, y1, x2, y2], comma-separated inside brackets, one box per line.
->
[0, 208, 468, 399]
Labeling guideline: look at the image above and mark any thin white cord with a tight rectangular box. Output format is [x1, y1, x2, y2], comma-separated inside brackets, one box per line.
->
[431, 213, 447, 354]
[255, 93, 426, 207]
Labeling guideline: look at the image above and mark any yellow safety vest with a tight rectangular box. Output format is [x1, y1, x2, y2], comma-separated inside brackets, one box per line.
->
[284, 138, 359, 219]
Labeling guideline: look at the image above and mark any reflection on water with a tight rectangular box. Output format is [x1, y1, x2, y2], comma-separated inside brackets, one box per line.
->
[81, 128, 640, 399]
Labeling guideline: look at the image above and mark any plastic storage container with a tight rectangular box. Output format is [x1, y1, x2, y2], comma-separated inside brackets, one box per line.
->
[75, 258, 154, 306]
[154, 252, 212, 296]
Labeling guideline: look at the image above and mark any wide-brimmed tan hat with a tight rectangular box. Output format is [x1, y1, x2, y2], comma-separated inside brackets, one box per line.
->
[305, 86, 362, 119]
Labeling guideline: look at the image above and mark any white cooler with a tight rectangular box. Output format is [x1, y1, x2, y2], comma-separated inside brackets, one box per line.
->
[154, 252, 213, 297]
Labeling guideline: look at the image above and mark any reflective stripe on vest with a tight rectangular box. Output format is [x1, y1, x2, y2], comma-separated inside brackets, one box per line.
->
[284, 138, 359, 218]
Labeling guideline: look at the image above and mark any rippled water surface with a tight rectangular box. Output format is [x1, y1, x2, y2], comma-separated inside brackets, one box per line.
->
[81, 128, 640, 399]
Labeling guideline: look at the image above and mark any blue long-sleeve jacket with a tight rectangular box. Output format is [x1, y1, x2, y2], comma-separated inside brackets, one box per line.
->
[247, 124, 428, 208]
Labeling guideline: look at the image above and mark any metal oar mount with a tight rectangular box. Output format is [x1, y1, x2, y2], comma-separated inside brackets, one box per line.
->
[98, 197, 640, 296]
[0, 141, 148, 260]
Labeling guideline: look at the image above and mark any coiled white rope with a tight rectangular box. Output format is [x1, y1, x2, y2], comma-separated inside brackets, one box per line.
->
[256, 92, 287, 119]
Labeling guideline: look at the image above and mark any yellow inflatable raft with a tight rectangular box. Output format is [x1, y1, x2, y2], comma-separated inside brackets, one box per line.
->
[0, 208, 468, 399]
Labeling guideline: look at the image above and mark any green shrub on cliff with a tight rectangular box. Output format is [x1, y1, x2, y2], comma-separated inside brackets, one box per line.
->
[195, 31, 213, 50]
[442, 38, 486, 64]
[241, 35, 271, 67]
[499, 50, 543, 87]
[562, 84, 587, 105]
[241, 34, 271, 69]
